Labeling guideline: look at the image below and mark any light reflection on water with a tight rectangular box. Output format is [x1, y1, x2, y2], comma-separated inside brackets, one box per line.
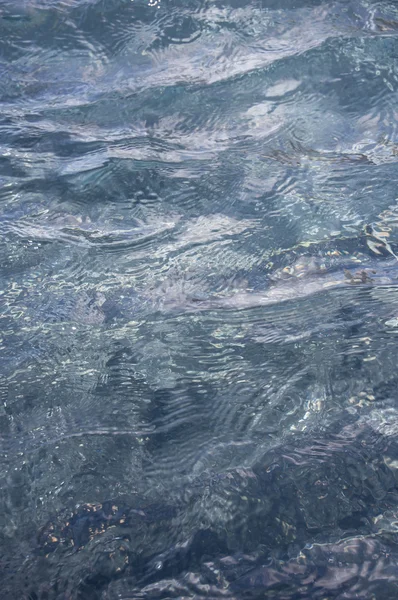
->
[1, 0, 398, 598]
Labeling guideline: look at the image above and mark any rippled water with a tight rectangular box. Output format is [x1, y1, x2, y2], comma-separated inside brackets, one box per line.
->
[2, 0, 398, 598]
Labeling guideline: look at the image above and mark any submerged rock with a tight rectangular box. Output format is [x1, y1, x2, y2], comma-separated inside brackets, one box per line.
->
[14, 412, 398, 599]
[98, 255, 398, 321]
[190, 257, 398, 312]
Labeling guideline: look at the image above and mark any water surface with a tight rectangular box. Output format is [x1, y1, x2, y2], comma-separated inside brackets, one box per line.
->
[2, 0, 398, 598]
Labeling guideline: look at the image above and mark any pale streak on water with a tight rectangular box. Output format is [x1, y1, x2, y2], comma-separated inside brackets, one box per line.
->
[1, 0, 398, 598]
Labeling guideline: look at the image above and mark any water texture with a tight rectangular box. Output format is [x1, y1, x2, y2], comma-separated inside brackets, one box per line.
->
[1, 0, 398, 598]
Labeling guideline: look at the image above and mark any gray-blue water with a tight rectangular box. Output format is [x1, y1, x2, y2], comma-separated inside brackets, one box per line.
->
[2, 0, 398, 598]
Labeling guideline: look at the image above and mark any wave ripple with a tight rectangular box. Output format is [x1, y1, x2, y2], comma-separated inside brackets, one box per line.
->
[2, 0, 398, 598]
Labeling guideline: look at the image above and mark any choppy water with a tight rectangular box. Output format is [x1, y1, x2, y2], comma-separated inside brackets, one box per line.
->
[2, 0, 398, 598]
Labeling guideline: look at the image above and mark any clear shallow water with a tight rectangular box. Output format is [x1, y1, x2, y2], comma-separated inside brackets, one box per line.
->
[2, 0, 398, 597]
